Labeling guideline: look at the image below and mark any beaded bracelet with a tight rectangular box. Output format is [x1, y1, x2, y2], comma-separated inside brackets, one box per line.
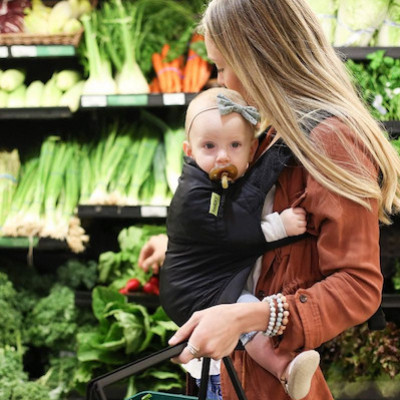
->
[261, 293, 290, 337]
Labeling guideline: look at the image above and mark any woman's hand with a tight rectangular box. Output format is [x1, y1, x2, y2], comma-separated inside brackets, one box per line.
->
[168, 302, 270, 363]
[138, 234, 168, 274]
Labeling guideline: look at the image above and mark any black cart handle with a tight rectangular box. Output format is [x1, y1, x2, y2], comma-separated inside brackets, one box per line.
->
[86, 341, 247, 400]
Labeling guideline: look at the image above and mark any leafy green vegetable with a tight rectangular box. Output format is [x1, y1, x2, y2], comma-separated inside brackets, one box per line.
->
[57, 258, 98, 290]
[346, 51, 400, 121]
[334, 0, 390, 46]
[0, 273, 23, 347]
[26, 285, 78, 349]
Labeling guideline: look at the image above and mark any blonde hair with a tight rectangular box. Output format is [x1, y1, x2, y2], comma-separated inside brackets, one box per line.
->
[202, 0, 400, 224]
[185, 87, 257, 139]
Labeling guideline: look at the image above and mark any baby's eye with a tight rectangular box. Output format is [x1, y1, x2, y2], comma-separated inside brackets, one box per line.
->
[204, 142, 215, 149]
[231, 142, 241, 148]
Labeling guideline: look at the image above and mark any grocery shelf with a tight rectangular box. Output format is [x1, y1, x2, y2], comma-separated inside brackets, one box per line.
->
[335, 46, 400, 60]
[78, 205, 168, 219]
[0, 236, 69, 251]
[0, 44, 76, 58]
[80, 92, 197, 108]
[382, 121, 400, 137]
[382, 293, 400, 309]
[75, 290, 160, 309]
[0, 107, 73, 119]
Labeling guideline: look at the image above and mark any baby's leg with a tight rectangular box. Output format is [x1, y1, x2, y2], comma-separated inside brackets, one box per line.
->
[237, 292, 320, 400]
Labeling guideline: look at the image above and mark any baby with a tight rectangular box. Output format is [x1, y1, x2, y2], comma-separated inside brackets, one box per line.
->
[160, 87, 319, 400]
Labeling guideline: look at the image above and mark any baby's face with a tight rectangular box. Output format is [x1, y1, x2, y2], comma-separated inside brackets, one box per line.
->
[184, 110, 258, 179]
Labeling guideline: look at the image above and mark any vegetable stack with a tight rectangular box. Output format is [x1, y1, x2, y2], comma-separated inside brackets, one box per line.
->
[151, 34, 213, 93]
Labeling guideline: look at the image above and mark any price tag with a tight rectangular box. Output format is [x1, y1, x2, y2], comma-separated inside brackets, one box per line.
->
[81, 95, 107, 107]
[36, 45, 75, 57]
[107, 94, 148, 106]
[10, 45, 37, 57]
[0, 46, 9, 58]
[140, 206, 168, 218]
[163, 93, 186, 105]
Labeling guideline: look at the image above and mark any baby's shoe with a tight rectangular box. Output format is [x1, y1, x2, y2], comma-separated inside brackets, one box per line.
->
[280, 350, 320, 400]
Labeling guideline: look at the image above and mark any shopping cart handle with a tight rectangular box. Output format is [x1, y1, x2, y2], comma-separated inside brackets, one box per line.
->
[86, 341, 188, 400]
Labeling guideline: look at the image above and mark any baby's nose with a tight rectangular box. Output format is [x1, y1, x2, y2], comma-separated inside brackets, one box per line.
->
[216, 149, 229, 162]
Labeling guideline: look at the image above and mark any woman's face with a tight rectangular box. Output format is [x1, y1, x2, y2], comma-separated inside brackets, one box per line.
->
[205, 34, 248, 100]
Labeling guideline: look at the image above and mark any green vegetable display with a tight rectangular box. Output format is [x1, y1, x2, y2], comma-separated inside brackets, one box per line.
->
[0, 273, 23, 348]
[74, 286, 183, 395]
[347, 50, 400, 121]
[0, 69, 84, 111]
[320, 322, 400, 398]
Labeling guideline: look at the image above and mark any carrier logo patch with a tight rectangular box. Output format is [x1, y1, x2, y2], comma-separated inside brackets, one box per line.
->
[209, 192, 220, 216]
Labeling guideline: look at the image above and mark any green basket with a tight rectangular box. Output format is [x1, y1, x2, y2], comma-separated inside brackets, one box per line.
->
[86, 342, 246, 400]
[127, 390, 196, 400]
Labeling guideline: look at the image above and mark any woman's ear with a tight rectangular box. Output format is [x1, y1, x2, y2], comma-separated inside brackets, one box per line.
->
[249, 138, 258, 161]
[183, 140, 192, 157]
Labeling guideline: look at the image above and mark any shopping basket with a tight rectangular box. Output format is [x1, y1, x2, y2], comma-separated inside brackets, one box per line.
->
[86, 341, 247, 400]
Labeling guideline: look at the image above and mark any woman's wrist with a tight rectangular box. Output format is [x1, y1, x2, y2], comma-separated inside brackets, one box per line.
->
[235, 301, 270, 334]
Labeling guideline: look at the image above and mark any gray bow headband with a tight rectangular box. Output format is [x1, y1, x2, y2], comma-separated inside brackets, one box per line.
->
[187, 93, 261, 136]
[216, 94, 260, 125]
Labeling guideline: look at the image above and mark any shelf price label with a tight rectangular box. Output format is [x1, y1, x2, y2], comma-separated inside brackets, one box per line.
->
[10, 45, 37, 57]
[140, 206, 168, 218]
[163, 93, 186, 105]
[107, 94, 148, 106]
[81, 95, 107, 108]
[0, 46, 9, 58]
[36, 45, 75, 57]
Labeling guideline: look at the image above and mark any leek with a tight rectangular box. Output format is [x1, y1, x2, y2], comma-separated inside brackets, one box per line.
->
[127, 124, 159, 205]
[0, 150, 20, 229]
[164, 126, 185, 194]
[108, 124, 142, 205]
[334, 0, 390, 46]
[2, 158, 39, 237]
[25, 80, 45, 107]
[88, 125, 131, 204]
[150, 142, 169, 205]
[81, 13, 117, 95]
[59, 80, 85, 112]
[7, 85, 26, 108]
[376, 1, 400, 46]
[0, 69, 25, 92]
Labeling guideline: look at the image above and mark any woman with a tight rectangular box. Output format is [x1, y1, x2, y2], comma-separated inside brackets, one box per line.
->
[140, 0, 400, 398]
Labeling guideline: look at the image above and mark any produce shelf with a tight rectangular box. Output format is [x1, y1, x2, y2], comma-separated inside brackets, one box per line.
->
[0, 44, 76, 58]
[78, 205, 168, 219]
[382, 293, 400, 309]
[80, 93, 197, 108]
[0, 107, 73, 119]
[0, 236, 69, 251]
[383, 121, 400, 137]
[75, 290, 160, 309]
[335, 46, 400, 61]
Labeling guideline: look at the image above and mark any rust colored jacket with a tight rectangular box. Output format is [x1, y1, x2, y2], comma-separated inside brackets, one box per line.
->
[221, 118, 383, 399]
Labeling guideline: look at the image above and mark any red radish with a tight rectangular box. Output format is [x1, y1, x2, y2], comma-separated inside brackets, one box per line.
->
[126, 278, 141, 292]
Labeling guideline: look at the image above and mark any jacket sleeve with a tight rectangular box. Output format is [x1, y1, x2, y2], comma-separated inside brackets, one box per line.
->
[278, 122, 384, 352]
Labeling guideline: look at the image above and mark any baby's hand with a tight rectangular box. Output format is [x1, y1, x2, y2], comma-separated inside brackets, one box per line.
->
[280, 207, 307, 236]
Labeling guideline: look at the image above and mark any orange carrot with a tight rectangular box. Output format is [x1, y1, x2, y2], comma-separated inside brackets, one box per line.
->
[149, 77, 161, 93]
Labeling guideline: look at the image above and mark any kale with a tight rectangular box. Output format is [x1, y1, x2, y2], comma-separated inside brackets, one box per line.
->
[57, 259, 98, 290]
[25, 285, 78, 349]
[0, 272, 23, 347]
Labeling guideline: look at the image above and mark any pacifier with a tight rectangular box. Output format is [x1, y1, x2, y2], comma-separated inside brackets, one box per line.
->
[209, 164, 238, 189]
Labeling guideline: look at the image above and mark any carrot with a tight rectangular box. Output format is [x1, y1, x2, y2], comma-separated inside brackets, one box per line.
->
[195, 60, 213, 91]
[189, 54, 201, 92]
[183, 49, 196, 92]
[149, 77, 161, 93]
[152, 53, 167, 92]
